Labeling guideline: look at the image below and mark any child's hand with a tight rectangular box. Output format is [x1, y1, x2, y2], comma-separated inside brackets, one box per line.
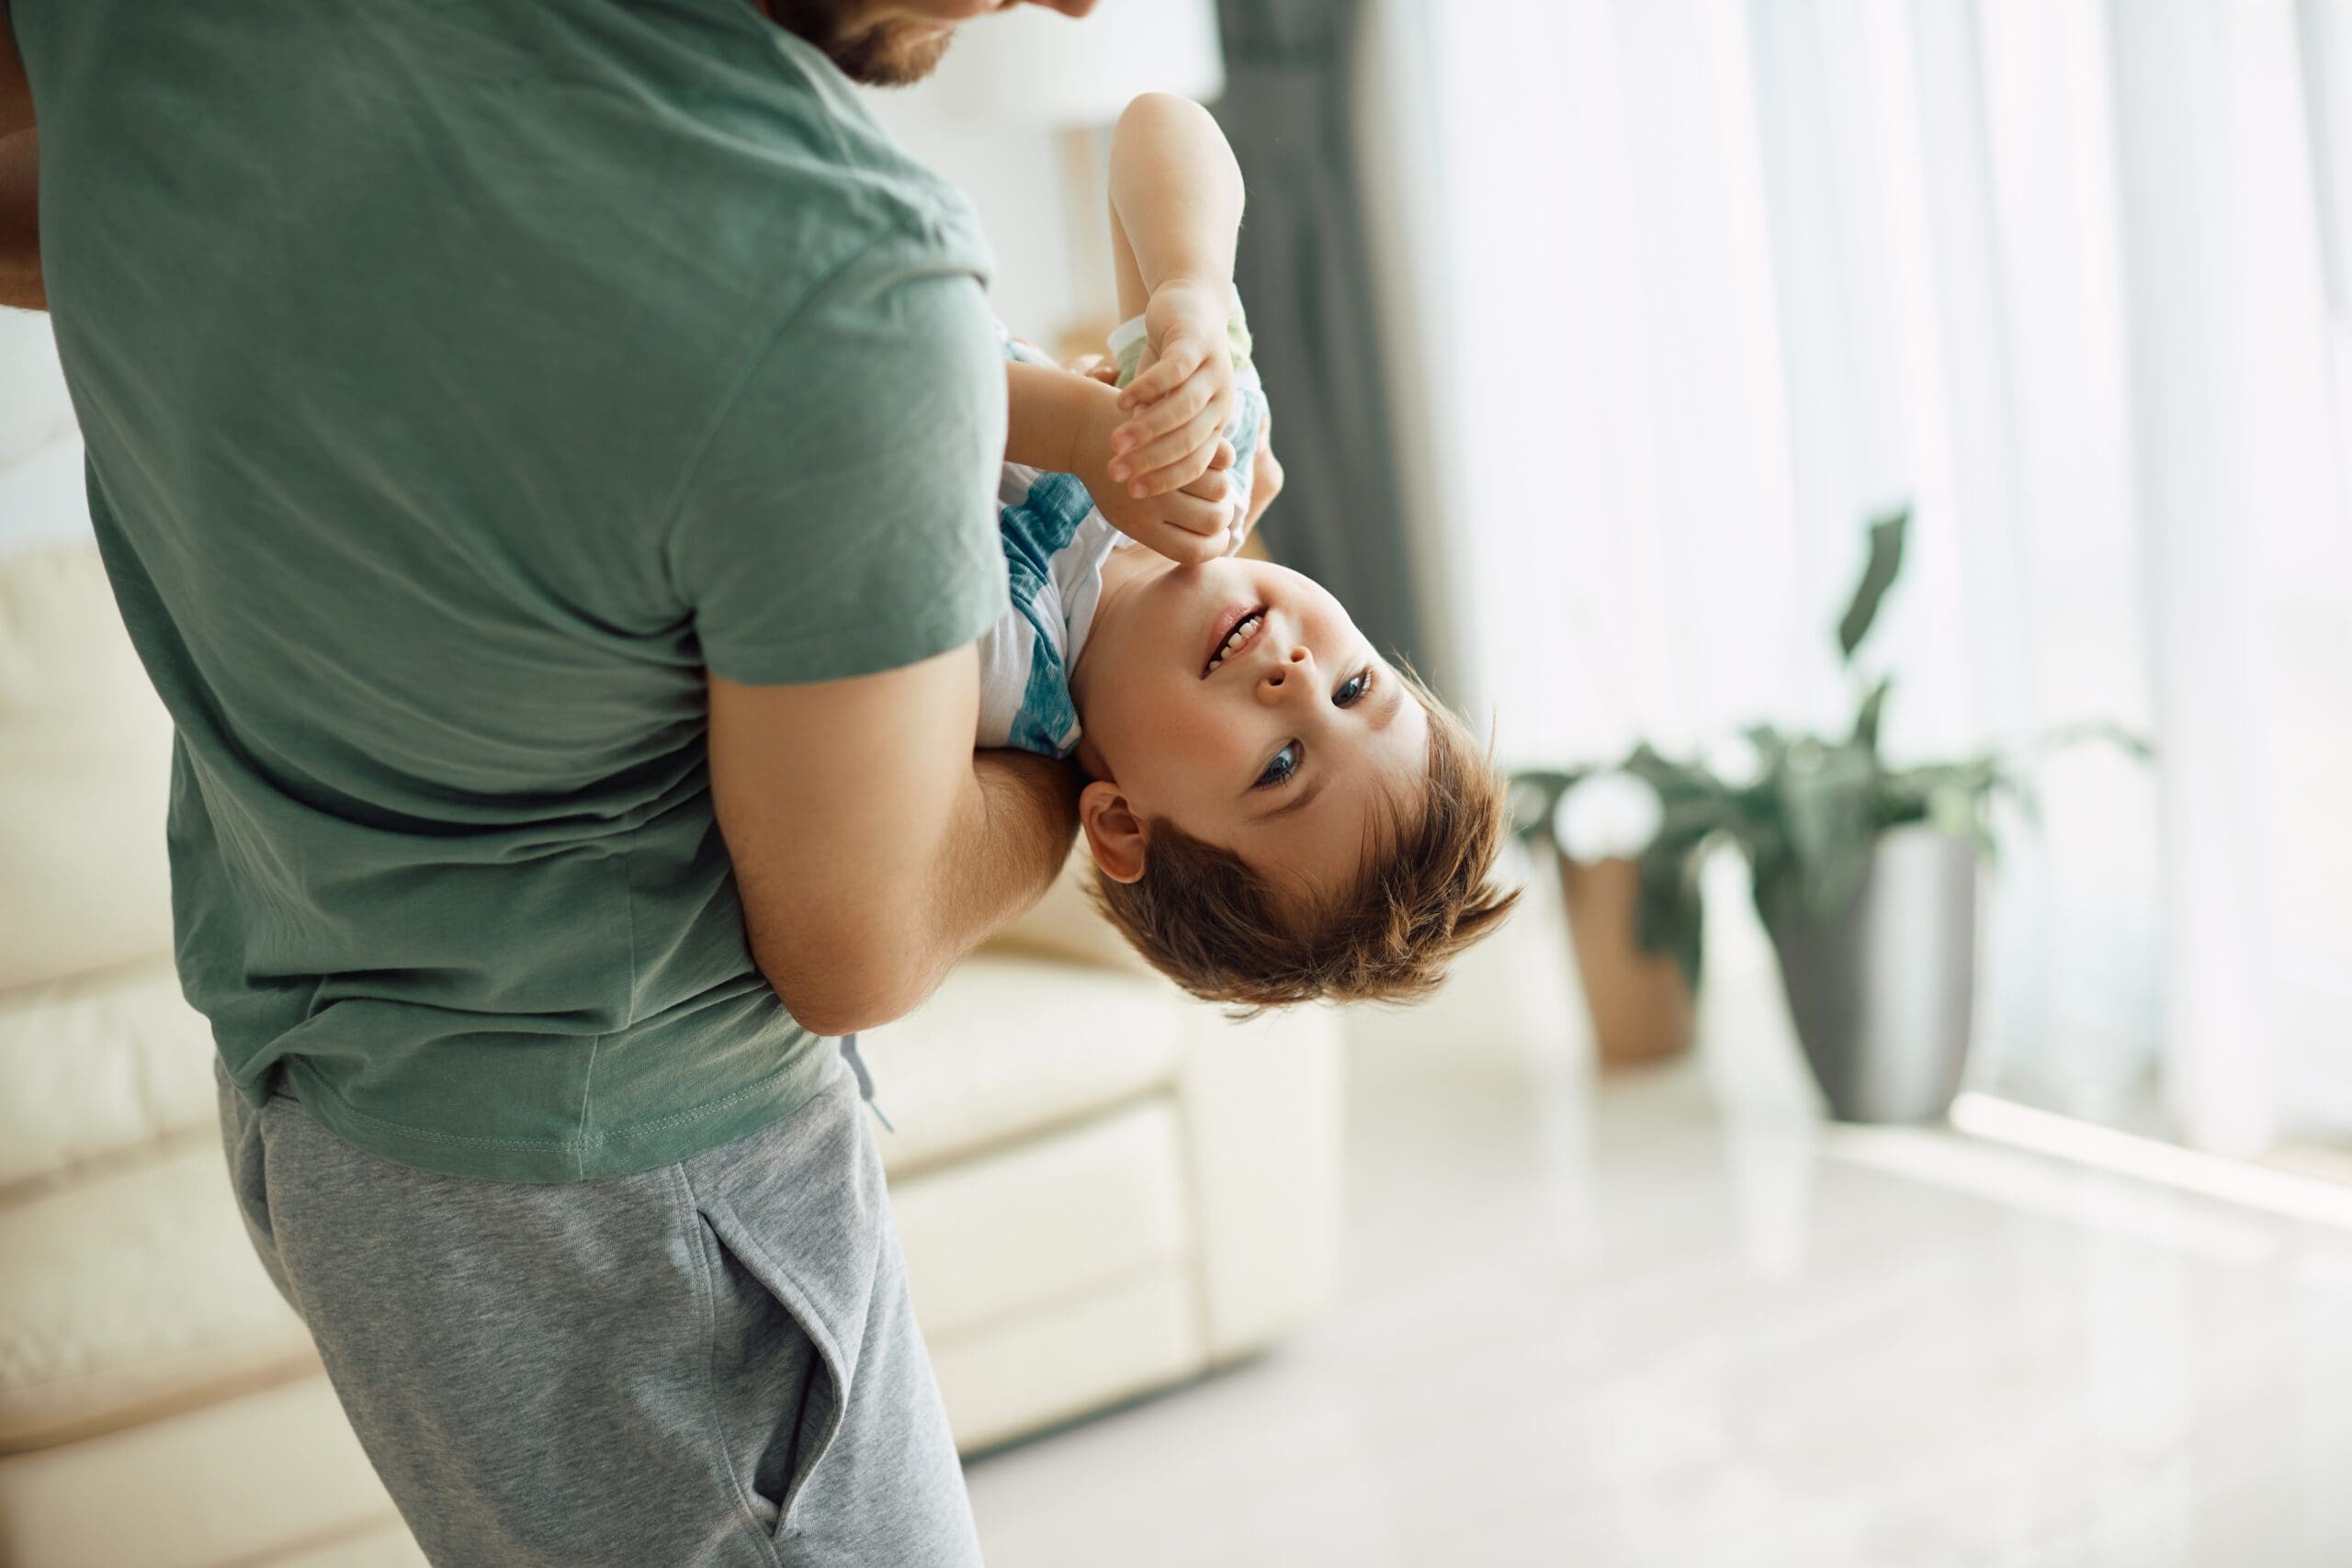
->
[1079, 377, 1238, 564]
[1108, 278, 1237, 502]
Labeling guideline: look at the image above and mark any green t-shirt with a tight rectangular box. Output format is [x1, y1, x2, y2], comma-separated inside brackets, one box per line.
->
[16, 0, 1010, 1179]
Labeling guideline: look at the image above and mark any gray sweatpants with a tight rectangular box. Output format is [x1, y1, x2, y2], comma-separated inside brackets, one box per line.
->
[215, 1060, 983, 1567]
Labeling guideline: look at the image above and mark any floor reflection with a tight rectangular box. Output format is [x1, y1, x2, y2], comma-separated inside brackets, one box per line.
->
[966, 876, 2352, 1567]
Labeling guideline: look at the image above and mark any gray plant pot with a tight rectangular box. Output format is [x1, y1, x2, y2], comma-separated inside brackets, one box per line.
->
[1767, 828, 1980, 1123]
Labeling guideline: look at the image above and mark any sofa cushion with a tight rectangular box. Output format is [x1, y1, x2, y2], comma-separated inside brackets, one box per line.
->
[932, 1263, 1204, 1454]
[268, 1521, 430, 1568]
[0, 1138, 318, 1452]
[860, 954, 1191, 1177]
[893, 1097, 1191, 1338]
[0, 961, 217, 1192]
[0, 1372, 399, 1568]
[984, 852, 1158, 977]
[0, 543, 177, 993]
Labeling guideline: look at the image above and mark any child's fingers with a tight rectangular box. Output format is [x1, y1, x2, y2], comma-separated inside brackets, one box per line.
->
[1124, 442, 1219, 502]
[1153, 495, 1236, 558]
[1117, 338, 1205, 410]
[1121, 382, 1235, 473]
[1148, 525, 1230, 566]
[1118, 406, 1228, 497]
[1206, 436, 1237, 471]
[1110, 367, 1215, 455]
[1180, 465, 1230, 504]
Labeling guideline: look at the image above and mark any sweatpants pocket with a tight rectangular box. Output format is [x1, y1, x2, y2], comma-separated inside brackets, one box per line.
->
[695, 1196, 865, 1540]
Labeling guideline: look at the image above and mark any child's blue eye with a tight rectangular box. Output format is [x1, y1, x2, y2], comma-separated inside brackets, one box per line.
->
[1336, 669, 1374, 707]
[1255, 742, 1300, 789]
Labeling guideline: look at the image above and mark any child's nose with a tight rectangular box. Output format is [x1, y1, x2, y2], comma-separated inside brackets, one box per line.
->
[1259, 646, 1314, 696]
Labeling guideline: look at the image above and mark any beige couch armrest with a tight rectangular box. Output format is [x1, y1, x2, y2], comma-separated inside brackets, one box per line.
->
[1176, 998, 1344, 1359]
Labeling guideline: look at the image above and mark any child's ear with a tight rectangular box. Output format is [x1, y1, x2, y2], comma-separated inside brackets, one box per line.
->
[1079, 780, 1148, 885]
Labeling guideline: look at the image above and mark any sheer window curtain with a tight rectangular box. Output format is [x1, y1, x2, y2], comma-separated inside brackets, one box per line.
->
[1357, 0, 2352, 1156]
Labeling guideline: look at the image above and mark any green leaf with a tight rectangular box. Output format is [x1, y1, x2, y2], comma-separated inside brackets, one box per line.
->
[2034, 719, 2156, 763]
[1852, 675, 1893, 751]
[1837, 508, 1910, 663]
[1777, 740, 1878, 927]
[1925, 784, 1981, 840]
[1631, 830, 1709, 987]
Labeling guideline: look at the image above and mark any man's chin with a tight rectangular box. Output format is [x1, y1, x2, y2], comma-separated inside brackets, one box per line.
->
[829, 20, 956, 86]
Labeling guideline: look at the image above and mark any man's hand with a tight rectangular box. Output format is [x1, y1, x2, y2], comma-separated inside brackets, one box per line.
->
[1107, 277, 1237, 501]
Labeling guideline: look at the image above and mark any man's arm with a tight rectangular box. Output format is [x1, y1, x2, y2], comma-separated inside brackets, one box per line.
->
[707, 645, 1080, 1038]
[0, 3, 40, 310]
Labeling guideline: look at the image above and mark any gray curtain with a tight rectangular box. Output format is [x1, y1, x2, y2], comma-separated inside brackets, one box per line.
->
[1214, 0, 1431, 682]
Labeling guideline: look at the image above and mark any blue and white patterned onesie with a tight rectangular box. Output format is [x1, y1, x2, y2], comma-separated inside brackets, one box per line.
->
[975, 306, 1269, 759]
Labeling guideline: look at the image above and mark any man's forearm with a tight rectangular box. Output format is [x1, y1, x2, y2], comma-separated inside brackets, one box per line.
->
[0, 130, 41, 311]
[820, 750, 1078, 1036]
[933, 748, 1082, 960]
[709, 649, 1080, 1040]
[1107, 94, 1242, 299]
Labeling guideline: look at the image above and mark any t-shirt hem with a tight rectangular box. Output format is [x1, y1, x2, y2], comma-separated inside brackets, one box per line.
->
[703, 581, 1009, 688]
[277, 1047, 845, 1184]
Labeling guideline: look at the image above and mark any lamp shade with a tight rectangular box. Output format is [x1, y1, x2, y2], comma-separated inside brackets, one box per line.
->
[922, 0, 1226, 126]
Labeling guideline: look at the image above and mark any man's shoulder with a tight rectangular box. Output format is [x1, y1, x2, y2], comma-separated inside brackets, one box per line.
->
[514, 20, 994, 324]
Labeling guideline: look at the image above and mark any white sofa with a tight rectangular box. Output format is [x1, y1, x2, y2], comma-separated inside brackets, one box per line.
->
[0, 535, 1343, 1567]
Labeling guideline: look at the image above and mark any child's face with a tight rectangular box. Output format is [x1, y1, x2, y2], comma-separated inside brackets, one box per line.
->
[1070, 556, 1430, 906]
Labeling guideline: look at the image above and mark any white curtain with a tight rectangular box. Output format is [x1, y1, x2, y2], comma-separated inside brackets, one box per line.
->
[1358, 0, 2352, 1155]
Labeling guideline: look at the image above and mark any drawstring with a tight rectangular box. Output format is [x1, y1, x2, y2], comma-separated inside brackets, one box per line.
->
[836, 1033, 894, 1133]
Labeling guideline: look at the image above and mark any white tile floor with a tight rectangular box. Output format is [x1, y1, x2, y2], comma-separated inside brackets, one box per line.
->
[963, 872, 2352, 1568]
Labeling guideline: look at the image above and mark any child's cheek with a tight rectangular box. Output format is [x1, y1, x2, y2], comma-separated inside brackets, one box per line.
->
[1179, 689, 1251, 772]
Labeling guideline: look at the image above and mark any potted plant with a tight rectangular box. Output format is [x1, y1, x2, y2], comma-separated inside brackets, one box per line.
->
[1509, 763, 1698, 1068]
[1517, 509, 2148, 1120]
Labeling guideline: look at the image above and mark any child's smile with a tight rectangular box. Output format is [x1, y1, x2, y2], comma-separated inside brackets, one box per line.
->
[1071, 550, 1430, 910]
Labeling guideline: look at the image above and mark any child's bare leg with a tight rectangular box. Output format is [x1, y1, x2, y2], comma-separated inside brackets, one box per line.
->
[1110, 188, 1152, 324]
[1102, 94, 1245, 496]
[1107, 141, 1233, 497]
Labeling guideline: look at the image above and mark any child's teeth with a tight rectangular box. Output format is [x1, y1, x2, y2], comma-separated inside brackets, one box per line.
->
[1210, 612, 1261, 672]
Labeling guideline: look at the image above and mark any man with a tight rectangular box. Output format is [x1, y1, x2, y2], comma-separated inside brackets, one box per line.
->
[0, 1, 1106, 1562]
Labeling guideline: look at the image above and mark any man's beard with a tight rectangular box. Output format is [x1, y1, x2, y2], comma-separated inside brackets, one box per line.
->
[768, 2, 957, 87]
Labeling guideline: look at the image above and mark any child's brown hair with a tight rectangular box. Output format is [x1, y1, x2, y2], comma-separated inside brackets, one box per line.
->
[1091, 674, 1518, 1009]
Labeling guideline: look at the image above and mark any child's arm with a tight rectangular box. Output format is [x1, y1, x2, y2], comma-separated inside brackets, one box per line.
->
[1004, 357, 1237, 565]
[1102, 93, 1245, 502]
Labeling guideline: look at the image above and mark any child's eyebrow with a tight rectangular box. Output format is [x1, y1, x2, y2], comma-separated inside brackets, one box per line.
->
[1369, 681, 1407, 731]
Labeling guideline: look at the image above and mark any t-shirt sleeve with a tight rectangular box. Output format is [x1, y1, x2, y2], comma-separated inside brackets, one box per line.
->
[667, 238, 1011, 686]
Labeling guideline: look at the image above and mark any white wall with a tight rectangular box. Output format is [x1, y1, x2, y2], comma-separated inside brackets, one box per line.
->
[859, 87, 1087, 351]
[0, 312, 89, 554]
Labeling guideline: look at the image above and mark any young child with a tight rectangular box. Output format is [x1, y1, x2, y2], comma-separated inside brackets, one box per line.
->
[978, 93, 1515, 1009]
